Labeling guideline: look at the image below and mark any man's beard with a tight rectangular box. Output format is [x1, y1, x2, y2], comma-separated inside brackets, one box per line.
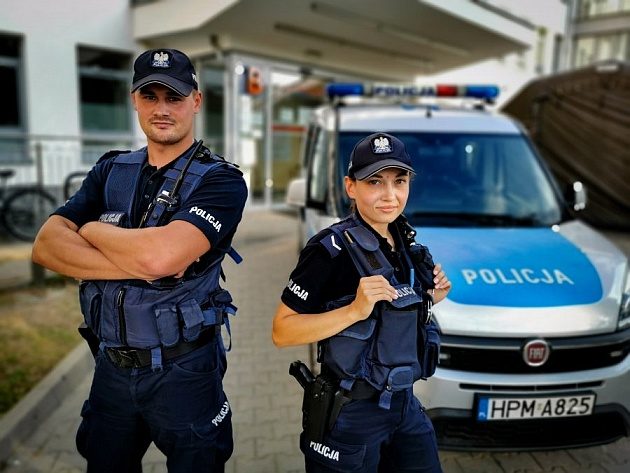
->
[145, 127, 184, 145]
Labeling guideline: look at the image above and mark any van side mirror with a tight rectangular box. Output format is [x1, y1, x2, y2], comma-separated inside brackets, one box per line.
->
[286, 177, 306, 207]
[567, 181, 587, 211]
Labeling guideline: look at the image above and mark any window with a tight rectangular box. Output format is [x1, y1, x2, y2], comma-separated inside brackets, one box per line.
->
[78, 47, 132, 163]
[78, 47, 131, 133]
[338, 132, 562, 227]
[202, 66, 224, 155]
[578, 0, 630, 17]
[574, 32, 629, 67]
[0, 33, 27, 164]
[574, 37, 596, 67]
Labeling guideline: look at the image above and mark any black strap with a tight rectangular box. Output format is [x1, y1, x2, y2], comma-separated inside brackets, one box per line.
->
[345, 379, 379, 400]
[138, 140, 205, 228]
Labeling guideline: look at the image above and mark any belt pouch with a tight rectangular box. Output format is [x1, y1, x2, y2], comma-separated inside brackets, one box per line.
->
[154, 304, 180, 347]
[178, 299, 204, 341]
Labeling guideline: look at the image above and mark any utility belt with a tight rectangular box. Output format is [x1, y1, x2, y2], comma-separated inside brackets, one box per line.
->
[104, 326, 219, 369]
[319, 365, 379, 400]
[339, 378, 379, 400]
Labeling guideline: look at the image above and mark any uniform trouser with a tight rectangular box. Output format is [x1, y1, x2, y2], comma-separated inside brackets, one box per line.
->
[76, 338, 233, 473]
[301, 389, 442, 473]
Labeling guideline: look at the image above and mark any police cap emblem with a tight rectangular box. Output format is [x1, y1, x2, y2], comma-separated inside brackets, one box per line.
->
[371, 136, 392, 154]
[152, 52, 170, 68]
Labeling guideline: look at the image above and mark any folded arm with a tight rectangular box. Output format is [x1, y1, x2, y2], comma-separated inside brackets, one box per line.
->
[32, 216, 137, 280]
[78, 219, 210, 280]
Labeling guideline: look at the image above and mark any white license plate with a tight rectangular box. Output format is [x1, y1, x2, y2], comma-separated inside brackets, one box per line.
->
[476, 393, 596, 422]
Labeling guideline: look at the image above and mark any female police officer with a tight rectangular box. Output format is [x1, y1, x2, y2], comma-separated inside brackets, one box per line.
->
[273, 132, 451, 472]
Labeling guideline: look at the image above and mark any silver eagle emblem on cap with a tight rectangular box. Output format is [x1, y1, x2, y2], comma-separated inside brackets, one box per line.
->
[372, 136, 392, 154]
[152, 52, 170, 68]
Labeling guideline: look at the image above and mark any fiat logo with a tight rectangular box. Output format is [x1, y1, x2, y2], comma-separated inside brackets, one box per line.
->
[523, 339, 550, 367]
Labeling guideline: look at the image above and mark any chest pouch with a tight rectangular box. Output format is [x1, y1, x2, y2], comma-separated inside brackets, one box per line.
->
[374, 285, 422, 369]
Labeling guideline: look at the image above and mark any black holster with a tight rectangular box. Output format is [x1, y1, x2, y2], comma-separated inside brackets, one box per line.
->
[290, 361, 349, 442]
[302, 375, 336, 442]
[78, 322, 100, 358]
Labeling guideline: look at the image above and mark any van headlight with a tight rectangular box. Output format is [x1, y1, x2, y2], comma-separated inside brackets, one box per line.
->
[620, 292, 630, 330]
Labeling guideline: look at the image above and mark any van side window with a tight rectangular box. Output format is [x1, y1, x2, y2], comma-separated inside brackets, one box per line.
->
[307, 126, 328, 208]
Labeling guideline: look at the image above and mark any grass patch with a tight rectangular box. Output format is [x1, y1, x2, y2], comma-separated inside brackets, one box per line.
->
[0, 279, 82, 415]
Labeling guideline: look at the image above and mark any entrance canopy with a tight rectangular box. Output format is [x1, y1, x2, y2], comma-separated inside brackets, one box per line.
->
[133, 0, 536, 80]
[502, 61, 630, 230]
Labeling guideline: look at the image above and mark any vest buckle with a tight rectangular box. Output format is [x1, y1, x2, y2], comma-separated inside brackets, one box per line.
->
[155, 190, 177, 207]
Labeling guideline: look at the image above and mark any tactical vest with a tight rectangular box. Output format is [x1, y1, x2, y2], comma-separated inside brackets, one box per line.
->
[79, 146, 239, 367]
[319, 215, 440, 409]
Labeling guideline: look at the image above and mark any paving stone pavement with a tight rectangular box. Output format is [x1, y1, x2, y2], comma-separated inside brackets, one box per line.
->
[1, 209, 629, 473]
[1, 209, 307, 473]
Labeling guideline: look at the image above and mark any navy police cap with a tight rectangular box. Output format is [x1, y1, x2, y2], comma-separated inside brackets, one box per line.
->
[348, 132, 415, 180]
[131, 48, 198, 96]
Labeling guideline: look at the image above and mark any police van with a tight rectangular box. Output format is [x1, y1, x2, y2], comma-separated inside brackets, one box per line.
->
[286, 83, 630, 450]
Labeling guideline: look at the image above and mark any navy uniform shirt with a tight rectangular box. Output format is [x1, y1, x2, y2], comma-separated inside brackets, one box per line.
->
[54, 144, 247, 268]
[281, 214, 412, 314]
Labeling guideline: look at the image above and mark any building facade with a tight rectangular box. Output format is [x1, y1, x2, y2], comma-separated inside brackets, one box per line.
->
[569, 0, 630, 67]
[1, 0, 567, 207]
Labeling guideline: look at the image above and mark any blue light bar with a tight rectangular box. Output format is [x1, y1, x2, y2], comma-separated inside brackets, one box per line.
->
[463, 85, 500, 100]
[326, 83, 366, 98]
[326, 82, 500, 101]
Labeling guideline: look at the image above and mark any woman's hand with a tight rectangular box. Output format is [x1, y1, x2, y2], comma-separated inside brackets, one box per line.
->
[432, 263, 452, 304]
[349, 275, 399, 321]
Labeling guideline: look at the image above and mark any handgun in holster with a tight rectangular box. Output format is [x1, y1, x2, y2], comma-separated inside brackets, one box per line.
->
[78, 322, 100, 358]
[289, 360, 350, 442]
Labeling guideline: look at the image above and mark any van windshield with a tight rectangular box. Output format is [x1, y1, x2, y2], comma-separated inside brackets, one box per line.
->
[338, 132, 563, 227]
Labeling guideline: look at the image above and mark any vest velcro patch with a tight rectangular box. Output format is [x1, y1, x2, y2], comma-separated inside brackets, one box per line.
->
[98, 211, 128, 227]
[389, 283, 422, 308]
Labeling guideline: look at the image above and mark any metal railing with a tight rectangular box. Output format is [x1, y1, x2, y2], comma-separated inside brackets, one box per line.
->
[0, 132, 134, 193]
[0, 133, 135, 284]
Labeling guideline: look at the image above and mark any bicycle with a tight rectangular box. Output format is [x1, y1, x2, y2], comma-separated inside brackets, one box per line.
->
[0, 169, 57, 241]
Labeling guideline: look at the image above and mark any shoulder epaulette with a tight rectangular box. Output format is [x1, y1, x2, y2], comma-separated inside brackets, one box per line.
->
[96, 149, 131, 164]
[318, 230, 345, 258]
[198, 147, 240, 168]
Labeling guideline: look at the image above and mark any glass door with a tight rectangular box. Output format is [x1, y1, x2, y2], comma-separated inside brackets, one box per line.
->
[270, 70, 326, 204]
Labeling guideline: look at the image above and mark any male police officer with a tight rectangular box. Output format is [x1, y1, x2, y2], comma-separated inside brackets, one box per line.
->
[32, 49, 247, 472]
